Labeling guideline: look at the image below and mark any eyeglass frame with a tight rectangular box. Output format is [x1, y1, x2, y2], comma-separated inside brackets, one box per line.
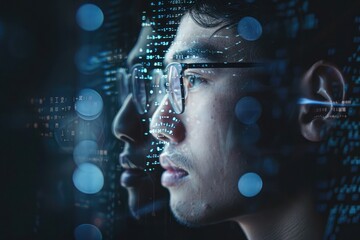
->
[165, 62, 264, 114]
[117, 64, 165, 114]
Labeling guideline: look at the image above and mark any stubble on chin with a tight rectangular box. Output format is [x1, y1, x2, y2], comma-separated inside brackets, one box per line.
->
[169, 194, 216, 227]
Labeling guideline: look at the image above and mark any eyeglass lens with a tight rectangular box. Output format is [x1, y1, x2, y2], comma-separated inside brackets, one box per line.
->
[167, 63, 184, 114]
[131, 65, 148, 114]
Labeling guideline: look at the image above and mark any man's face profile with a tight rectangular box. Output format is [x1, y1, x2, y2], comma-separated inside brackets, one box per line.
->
[112, 25, 168, 219]
[150, 13, 269, 225]
[150, 6, 347, 238]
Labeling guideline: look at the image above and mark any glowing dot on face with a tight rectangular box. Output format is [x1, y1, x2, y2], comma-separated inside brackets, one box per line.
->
[237, 16, 262, 41]
[75, 89, 103, 120]
[73, 140, 98, 165]
[73, 163, 104, 194]
[238, 172, 263, 197]
[74, 224, 102, 240]
[235, 96, 262, 125]
[76, 4, 104, 31]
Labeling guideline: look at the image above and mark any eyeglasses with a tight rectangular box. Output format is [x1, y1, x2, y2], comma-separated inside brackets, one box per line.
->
[165, 62, 264, 114]
[117, 64, 165, 114]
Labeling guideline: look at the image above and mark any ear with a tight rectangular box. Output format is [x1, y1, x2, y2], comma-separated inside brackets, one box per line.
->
[299, 61, 345, 142]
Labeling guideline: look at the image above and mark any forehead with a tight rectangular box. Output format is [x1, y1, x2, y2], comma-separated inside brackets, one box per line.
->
[165, 14, 253, 64]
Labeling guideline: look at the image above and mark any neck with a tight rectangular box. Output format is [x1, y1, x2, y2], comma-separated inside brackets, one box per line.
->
[236, 193, 324, 240]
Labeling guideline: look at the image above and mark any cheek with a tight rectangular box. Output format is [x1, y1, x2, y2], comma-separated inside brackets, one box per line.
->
[189, 92, 242, 169]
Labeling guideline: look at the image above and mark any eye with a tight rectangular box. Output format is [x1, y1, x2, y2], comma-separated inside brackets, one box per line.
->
[183, 74, 207, 90]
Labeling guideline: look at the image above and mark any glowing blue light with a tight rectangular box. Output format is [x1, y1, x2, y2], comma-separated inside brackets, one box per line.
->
[73, 163, 104, 194]
[74, 224, 102, 240]
[237, 16, 262, 41]
[297, 98, 360, 106]
[235, 96, 262, 125]
[298, 98, 332, 106]
[75, 89, 103, 120]
[76, 4, 104, 31]
[75, 45, 101, 74]
[73, 140, 98, 165]
[238, 172, 263, 197]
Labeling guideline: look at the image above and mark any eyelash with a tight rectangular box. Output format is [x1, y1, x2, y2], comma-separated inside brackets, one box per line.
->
[183, 73, 207, 90]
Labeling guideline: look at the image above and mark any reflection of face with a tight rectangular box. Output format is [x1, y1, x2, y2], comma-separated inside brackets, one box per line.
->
[112, 26, 167, 219]
[150, 14, 269, 225]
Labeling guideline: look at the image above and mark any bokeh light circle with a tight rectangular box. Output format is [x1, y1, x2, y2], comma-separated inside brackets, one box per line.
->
[73, 163, 104, 194]
[75, 88, 103, 120]
[237, 16, 262, 41]
[73, 140, 98, 165]
[235, 96, 262, 125]
[76, 4, 104, 31]
[238, 172, 263, 197]
[74, 224, 102, 240]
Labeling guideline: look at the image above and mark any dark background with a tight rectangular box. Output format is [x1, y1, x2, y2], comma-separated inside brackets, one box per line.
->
[0, 1, 243, 239]
[1, 1, 359, 240]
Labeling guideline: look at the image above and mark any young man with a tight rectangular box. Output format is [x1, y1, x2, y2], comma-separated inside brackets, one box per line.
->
[112, 2, 246, 239]
[150, 0, 357, 239]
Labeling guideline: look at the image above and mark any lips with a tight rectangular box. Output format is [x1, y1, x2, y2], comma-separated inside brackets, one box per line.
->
[119, 153, 148, 187]
[160, 153, 189, 187]
[121, 169, 149, 187]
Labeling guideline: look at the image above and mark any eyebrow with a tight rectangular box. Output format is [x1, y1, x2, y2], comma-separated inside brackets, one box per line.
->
[166, 42, 225, 65]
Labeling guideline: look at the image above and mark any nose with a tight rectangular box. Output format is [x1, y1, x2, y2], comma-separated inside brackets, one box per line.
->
[112, 94, 144, 145]
[150, 94, 185, 144]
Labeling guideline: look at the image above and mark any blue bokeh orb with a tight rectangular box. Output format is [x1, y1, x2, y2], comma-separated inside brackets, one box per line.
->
[76, 4, 104, 31]
[75, 88, 103, 120]
[238, 172, 263, 197]
[235, 96, 262, 125]
[237, 16, 262, 41]
[74, 224, 102, 240]
[73, 163, 104, 194]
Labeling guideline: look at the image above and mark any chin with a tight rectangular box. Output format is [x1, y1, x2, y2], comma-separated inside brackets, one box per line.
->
[171, 210, 203, 227]
[126, 187, 153, 219]
[169, 190, 244, 227]
[126, 184, 169, 220]
[169, 196, 216, 227]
